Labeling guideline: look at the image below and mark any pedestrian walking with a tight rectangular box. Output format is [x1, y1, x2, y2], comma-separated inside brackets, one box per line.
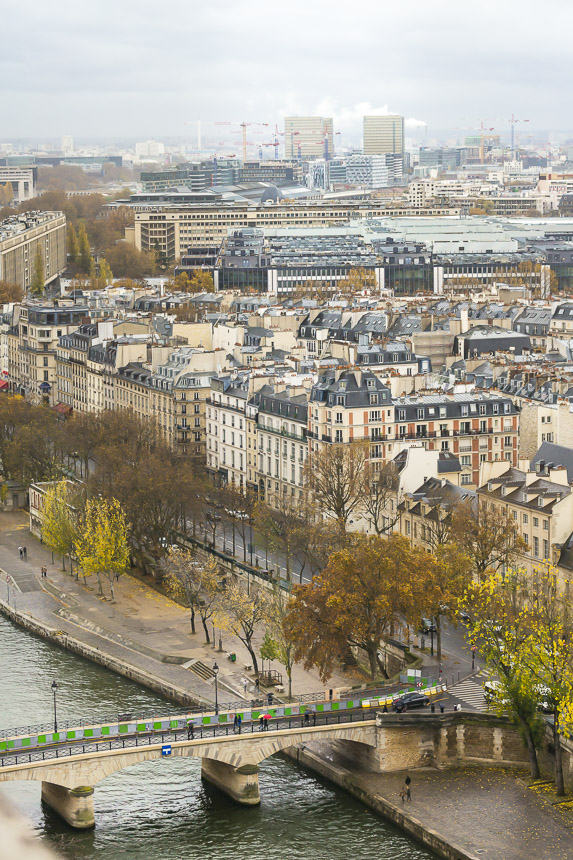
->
[399, 788, 406, 803]
[439, 702, 445, 714]
[233, 715, 239, 733]
[255, 678, 260, 693]
[430, 703, 435, 713]
[243, 679, 248, 696]
[187, 719, 195, 740]
[406, 786, 411, 802]
[405, 775, 411, 788]
[304, 710, 310, 726]
[263, 714, 270, 731]
[23, 546, 27, 558]
[382, 702, 388, 713]
[259, 715, 264, 731]
[237, 715, 242, 734]
[18, 546, 22, 559]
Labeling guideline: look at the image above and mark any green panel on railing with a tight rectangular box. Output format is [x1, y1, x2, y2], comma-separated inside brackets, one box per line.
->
[84, 729, 93, 738]
[170, 720, 178, 729]
[252, 711, 260, 720]
[285, 707, 292, 716]
[0, 742, 6, 752]
[21, 738, 31, 747]
[119, 725, 129, 734]
[136, 724, 146, 732]
[38, 735, 46, 744]
[332, 702, 339, 711]
[153, 722, 162, 730]
[52, 733, 60, 742]
[202, 717, 210, 725]
[67, 731, 75, 740]
[218, 714, 228, 723]
[102, 727, 110, 736]
[7, 741, 14, 749]
[317, 704, 324, 712]
[346, 700, 354, 709]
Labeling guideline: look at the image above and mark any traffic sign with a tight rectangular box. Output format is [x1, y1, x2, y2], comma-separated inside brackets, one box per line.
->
[162, 745, 172, 756]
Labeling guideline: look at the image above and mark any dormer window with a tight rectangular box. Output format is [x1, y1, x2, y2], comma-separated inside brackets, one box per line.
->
[370, 394, 378, 405]
[538, 497, 544, 507]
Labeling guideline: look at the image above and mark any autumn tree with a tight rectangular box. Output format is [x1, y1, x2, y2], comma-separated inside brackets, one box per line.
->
[267, 583, 298, 698]
[520, 565, 573, 796]
[286, 533, 433, 681]
[0, 183, 13, 206]
[337, 267, 378, 297]
[98, 258, 113, 287]
[0, 281, 23, 304]
[464, 568, 544, 780]
[76, 497, 130, 601]
[77, 223, 92, 273]
[304, 442, 367, 536]
[30, 248, 44, 296]
[220, 580, 270, 676]
[450, 498, 525, 580]
[67, 223, 79, 265]
[41, 480, 78, 571]
[422, 544, 472, 661]
[163, 549, 221, 642]
[104, 243, 157, 279]
[173, 269, 214, 294]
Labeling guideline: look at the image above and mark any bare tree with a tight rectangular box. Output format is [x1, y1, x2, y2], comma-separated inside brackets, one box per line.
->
[304, 443, 368, 536]
[361, 461, 401, 535]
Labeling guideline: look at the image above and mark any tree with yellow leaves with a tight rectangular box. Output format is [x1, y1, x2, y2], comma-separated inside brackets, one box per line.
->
[220, 580, 270, 676]
[76, 498, 130, 601]
[41, 480, 78, 571]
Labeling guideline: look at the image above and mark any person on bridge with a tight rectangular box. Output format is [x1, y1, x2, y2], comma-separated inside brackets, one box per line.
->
[312, 710, 316, 726]
[304, 710, 310, 726]
[259, 715, 264, 731]
[237, 714, 242, 734]
[187, 719, 195, 739]
[233, 715, 239, 733]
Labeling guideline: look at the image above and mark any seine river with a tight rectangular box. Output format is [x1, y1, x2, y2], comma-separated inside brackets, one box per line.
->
[0, 617, 435, 860]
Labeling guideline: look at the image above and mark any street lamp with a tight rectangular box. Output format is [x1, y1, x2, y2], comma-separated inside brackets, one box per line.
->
[213, 663, 219, 715]
[51, 681, 58, 733]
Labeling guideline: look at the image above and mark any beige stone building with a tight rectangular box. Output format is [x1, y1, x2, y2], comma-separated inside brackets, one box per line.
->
[0, 212, 66, 292]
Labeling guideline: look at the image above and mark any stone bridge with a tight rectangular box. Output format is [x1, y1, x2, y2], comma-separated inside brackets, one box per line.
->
[0, 713, 530, 830]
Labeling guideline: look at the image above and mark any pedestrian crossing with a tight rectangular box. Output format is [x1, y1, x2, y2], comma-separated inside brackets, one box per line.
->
[448, 675, 487, 712]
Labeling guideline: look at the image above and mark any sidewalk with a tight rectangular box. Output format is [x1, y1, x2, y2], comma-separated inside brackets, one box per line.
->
[0, 512, 351, 710]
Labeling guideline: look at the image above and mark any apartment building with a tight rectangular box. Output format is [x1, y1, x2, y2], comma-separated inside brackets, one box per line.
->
[115, 348, 220, 458]
[399, 477, 476, 548]
[250, 385, 308, 502]
[307, 368, 519, 486]
[0, 211, 66, 293]
[206, 373, 251, 488]
[478, 457, 573, 583]
[8, 303, 89, 405]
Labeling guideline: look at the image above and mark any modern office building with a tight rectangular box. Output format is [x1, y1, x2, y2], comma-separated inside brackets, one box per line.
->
[0, 165, 37, 203]
[284, 117, 334, 160]
[0, 211, 66, 292]
[363, 115, 404, 160]
[345, 155, 391, 189]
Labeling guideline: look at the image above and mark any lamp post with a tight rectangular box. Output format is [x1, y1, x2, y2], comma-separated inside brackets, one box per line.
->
[51, 681, 58, 733]
[213, 663, 219, 715]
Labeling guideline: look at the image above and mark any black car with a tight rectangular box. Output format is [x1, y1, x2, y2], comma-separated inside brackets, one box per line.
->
[392, 692, 430, 712]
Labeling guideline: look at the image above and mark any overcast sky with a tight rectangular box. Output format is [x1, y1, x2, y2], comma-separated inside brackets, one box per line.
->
[3, 0, 572, 144]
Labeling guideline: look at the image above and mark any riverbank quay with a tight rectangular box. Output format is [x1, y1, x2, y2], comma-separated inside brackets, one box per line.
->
[285, 745, 573, 860]
[0, 512, 352, 711]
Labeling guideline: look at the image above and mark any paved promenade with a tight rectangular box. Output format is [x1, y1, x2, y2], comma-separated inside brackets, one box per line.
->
[0, 512, 349, 711]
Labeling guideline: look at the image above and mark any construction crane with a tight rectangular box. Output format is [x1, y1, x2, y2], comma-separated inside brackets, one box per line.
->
[215, 121, 269, 162]
[508, 114, 530, 160]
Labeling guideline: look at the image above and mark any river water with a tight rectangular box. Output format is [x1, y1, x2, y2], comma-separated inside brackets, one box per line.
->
[0, 616, 435, 860]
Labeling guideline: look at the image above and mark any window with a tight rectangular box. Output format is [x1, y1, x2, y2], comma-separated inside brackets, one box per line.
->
[461, 474, 472, 485]
[533, 536, 539, 558]
[369, 394, 378, 405]
[504, 436, 512, 447]
[335, 429, 343, 443]
[406, 520, 411, 535]
[479, 404, 486, 415]
[543, 539, 549, 559]
[335, 412, 343, 424]
[369, 410, 381, 422]
[461, 405, 468, 417]
[417, 408, 424, 420]
[543, 519, 548, 530]
[460, 455, 471, 466]
[523, 513, 528, 524]
[533, 517, 539, 528]
[397, 409, 406, 422]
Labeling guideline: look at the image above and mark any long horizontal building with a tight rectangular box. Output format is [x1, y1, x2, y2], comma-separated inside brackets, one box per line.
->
[0, 211, 66, 293]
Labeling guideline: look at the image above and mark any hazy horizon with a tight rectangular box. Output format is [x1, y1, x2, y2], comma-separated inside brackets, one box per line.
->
[3, 0, 573, 142]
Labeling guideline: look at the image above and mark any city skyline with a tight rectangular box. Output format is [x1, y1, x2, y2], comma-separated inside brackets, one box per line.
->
[2, 0, 572, 139]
